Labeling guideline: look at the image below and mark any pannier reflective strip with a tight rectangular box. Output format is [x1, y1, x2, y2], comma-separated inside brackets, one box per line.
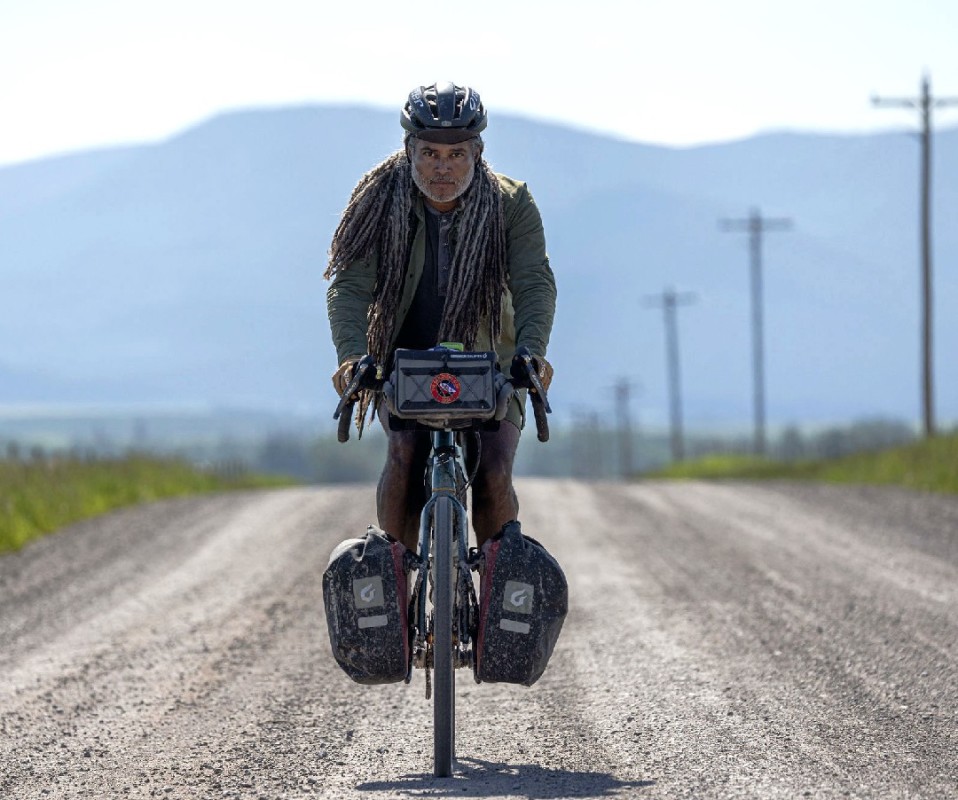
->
[499, 619, 531, 634]
[358, 615, 389, 629]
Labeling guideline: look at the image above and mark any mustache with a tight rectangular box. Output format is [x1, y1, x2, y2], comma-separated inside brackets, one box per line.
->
[411, 160, 475, 202]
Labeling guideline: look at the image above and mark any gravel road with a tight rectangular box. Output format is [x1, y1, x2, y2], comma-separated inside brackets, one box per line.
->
[1, 480, 956, 799]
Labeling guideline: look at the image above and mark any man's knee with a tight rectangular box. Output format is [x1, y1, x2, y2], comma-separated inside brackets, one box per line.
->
[474, 423, 519, 485]
[472, 451, 517, 508]
[475, 457, 514, 490]
[383, 431, 429, 474]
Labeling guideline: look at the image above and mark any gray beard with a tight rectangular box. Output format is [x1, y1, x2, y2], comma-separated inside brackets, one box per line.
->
[411, 159, 476, 205]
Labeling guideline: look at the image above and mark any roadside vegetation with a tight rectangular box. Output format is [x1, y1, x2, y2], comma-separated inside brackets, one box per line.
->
[650, 430, 958, 495]
[0, 454, 292, 554]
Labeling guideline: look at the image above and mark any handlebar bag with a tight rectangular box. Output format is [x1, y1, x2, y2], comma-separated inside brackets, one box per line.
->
[322, 526, 411, 684]
[474, 520, 568, 686]
[390, 348, 498, 422]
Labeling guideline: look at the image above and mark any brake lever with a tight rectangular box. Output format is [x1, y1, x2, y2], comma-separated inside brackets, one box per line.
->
[333, 357, 381, 443]
[520, 356, 552, 414]
[333, 356, 378, 421]
[333, 359, 371, 419]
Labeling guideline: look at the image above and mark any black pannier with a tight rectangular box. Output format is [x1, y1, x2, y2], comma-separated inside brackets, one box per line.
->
[474, 521, 568, 686]
[323, 526, 411, 684]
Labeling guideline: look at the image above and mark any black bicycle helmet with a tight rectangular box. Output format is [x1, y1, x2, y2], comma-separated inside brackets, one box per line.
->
[401, 82, 487, 143]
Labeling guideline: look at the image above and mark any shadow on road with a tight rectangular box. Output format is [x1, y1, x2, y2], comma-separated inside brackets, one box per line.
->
[356, 756, 655, 797]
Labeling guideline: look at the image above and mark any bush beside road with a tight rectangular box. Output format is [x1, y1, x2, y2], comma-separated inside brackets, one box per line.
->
[0, 455, 291, 553]
[650, 431, 958, 495]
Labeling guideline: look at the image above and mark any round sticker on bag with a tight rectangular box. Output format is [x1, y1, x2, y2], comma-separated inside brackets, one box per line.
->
[431, 373, 461, 404]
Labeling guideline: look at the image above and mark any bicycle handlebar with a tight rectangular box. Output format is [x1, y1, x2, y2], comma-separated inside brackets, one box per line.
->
[332, 355, 379, 442]
[333, 352, 552, 443]
[512, 352, 552, 443]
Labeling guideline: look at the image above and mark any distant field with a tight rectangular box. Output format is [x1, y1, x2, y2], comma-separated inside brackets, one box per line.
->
[649, 431, 958, 495]
[5, 433, 955, 555]
[0, 456, 291, 553]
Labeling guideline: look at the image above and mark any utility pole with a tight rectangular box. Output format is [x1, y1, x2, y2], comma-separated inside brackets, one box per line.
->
[644, 288, 696, 462]
[613, 379, 638, 478]
[720, 208, 792, 456]
[572, 408, 603, 480]
[872, 72, 958, 438]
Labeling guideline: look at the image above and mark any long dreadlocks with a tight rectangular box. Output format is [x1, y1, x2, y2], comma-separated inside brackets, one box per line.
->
[325, 146, 508, 434]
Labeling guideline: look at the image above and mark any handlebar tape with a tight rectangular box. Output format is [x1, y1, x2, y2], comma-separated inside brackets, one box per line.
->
[530, 392, 550, 443]
[515, 353, 551, 442]
[336, 401, 355, 442]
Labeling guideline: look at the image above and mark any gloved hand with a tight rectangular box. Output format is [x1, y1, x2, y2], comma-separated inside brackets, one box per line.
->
[510, 346, 554, 391]
[493, 371, 514, 421]
[331, 355, 366, 396]
[382, 369, 398, 416]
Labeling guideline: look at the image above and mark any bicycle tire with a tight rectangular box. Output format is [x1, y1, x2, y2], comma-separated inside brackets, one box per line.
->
[432, 494, 456, 777]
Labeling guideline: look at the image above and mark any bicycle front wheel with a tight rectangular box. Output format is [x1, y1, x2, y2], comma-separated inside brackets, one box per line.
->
[432, 495, 456, 777]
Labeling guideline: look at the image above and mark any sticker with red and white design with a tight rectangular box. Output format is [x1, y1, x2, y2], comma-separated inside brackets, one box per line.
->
[430, 373, 461, 404]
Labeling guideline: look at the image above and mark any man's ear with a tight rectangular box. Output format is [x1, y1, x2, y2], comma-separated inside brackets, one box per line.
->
[473, 140, 484, 163]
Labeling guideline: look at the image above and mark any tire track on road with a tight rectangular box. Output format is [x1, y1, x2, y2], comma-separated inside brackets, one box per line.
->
[1, 480, 956, 798]
[589, 480, 958, 798]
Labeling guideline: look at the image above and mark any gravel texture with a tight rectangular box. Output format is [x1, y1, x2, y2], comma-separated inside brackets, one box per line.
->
[0, 480, 955, 799]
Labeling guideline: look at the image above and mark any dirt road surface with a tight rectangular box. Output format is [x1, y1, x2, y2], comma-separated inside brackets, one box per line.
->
[1, 479, 956, 799]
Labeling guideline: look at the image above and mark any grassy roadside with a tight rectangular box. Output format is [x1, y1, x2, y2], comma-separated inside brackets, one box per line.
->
[0, 455, 293, 554]
[648, 431, 958, 495]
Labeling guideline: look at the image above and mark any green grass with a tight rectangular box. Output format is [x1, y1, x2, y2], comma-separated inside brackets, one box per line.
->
[648, 431, 958, 495]
[0, 455, 293, 554]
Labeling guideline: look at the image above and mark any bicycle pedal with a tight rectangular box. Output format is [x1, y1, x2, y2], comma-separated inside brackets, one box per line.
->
[466, 547, 483, 571]
[455, 647, 474, 669]
[403, 549, 425, 571]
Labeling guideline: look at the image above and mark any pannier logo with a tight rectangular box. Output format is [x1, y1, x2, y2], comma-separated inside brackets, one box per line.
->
[353, 576, 385, 609]
[430, 373, 461, 404]
[503, 581, 534, 614]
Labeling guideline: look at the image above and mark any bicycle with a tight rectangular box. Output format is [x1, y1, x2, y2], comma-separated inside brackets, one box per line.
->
[332, 345, 551, 777]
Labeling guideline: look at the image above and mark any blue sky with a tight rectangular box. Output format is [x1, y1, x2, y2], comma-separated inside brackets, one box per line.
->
[2, 0, 957, 166]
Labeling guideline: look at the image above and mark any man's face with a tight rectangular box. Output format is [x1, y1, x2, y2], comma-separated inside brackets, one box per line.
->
[407, 138, 478, 210]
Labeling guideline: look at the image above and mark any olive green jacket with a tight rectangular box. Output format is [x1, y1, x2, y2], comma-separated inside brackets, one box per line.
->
[326, 174, 556, 368]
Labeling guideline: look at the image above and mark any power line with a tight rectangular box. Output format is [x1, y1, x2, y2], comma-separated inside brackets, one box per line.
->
[872, 71, 958, 438]
[644, 288, 696, 462]
[720, 208, 792, 456]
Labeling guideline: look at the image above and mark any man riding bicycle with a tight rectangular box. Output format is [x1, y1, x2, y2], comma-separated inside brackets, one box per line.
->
[325, 82, 556, 551]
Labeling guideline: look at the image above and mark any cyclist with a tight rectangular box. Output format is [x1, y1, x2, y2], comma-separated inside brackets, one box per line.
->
[325, 82, 556, 551]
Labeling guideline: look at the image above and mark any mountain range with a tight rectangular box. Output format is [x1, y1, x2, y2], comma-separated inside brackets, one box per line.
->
[1, 105, 956, 430]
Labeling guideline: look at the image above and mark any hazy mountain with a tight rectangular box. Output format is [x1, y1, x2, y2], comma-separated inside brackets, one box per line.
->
[1, 105, 955, 429]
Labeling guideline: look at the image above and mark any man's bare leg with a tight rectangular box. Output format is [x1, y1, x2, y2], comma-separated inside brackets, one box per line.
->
[467, 421, 521, 548]
[377, 406, 521, 550]
[377, 412, 430, 551]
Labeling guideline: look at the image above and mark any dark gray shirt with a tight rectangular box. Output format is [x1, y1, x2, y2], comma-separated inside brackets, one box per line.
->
[393, 204, 454, 351]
